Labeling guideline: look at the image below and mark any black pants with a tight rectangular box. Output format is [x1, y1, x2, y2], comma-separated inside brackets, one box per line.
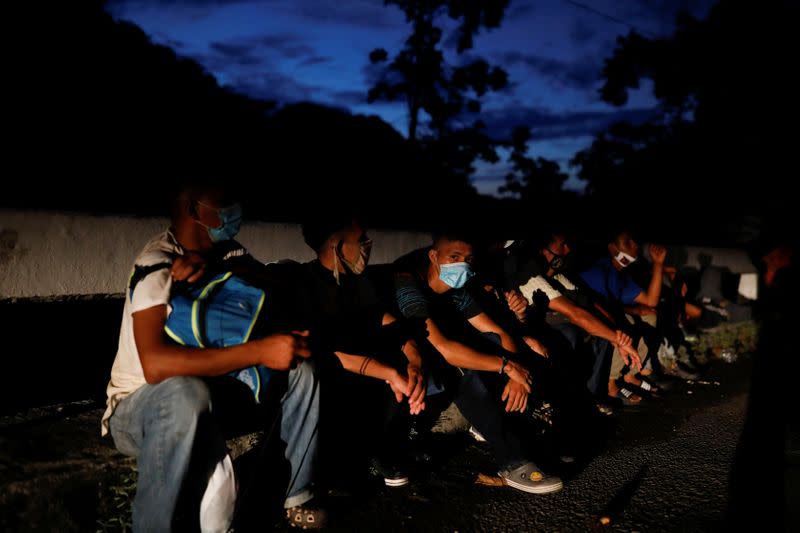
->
[316, 352, 412, 486]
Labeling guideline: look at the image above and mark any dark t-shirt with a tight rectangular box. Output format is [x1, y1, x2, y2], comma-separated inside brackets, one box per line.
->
[392, 249, 481, 338]
[281, 260, 386, 358]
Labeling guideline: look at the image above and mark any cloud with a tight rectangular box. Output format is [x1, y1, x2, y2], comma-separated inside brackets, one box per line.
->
[223, 70, 321, 102]
[507, 1, 537, 19]
[162, 37, 188, 50]
[108, 0, 403, 29]
[498, 51, 601, 91]
[257, 34, 318, 61]
[202, 33, 324, 70]
[107, 0, 272, 7]
[480, 105, 659, 142]
[298, 55, 333, 67]
[328, 90, 368, 107]
[286, 0, 402, 29]
[569, 17, 597, 44]
[209, 41, 264, 65]
[588, 0, 718, 38]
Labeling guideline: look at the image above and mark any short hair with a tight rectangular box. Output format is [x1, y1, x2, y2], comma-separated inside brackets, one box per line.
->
[169, 177, 237, 222]
[301, 215, 360, 252]
[607, 225, 637, 245]
[431, 228, 475, 249]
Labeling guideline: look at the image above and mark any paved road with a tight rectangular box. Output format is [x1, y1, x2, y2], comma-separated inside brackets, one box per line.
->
[1, 354, 782, 532]
[290, 358, 754, 532]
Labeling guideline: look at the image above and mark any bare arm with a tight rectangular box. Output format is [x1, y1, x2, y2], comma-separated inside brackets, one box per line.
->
[382, 312, 425, 410]
[423, 317, 530, 392]
[467, 312, 518, 353]
[334, 350, 419, 410]
[134, 305, 309, 384]
[550, 295, 623, 345]
[334, 351, 401, 382]
[504, 289, 528, 323]
[634, 244, 666, 308]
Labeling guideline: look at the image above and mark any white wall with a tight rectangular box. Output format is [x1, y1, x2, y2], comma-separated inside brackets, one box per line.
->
[0, 210, 430, 299]
[668, 245, 757, 274]
[1, 209, 761, 299]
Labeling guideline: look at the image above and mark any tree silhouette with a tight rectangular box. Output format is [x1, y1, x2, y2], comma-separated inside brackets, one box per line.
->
[3, 0, 443, 227]
[500, 126, 571, 208]
[5, 0, 273, 215]
[368, 0, 510, 195]
[571, 0, 799, 242]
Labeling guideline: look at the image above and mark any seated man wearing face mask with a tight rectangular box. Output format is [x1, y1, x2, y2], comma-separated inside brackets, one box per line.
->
[498, 229, 642, 408]
[284, 215, 427, 491]
[579, 227, 669, 401]
[101, 180, 322, 532]
[391, 230, 563, 495]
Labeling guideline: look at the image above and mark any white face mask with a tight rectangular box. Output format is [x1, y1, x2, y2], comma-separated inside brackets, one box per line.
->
[614, 250, 637, 267]
[332, 239, 372, 284]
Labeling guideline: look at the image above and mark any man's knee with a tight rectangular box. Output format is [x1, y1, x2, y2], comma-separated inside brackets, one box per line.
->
[642, 313, 658, 327]
[457, 370, 494, 403]
[481, 332, 502, 346]
[157, 377, 212, 419]
[289, 359, 317, 385]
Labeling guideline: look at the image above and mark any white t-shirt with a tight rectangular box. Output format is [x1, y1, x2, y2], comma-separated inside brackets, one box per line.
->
[100, 230, 182, 436]
[519, 274, 562, 306]
[553, 273, 578, 292]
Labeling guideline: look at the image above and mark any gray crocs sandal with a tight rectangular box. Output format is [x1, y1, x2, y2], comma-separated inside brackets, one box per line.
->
[286, 504, 328, 529]
[498, 462, 563, 494]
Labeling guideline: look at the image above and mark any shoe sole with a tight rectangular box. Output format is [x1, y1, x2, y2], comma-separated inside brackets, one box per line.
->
[469, 428, 487, 443]
[384, 477, 409, 487]
[501, 476, 563, 494]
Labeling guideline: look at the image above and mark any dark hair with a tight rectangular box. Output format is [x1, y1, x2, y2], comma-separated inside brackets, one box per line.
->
[301, 215, 360, 252]
[606, 225, 637, 245]
[169, 177, 238, 222]
[431, 229, 475, 248]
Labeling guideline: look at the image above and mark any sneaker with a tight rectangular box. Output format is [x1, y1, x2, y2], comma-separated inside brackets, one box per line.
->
[468, 425, 487, 443]
[498, 462, 563, 494]
[370, 458, 409, 487]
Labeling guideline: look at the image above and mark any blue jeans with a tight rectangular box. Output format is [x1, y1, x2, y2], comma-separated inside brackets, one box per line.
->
[109, 361, 319, 532]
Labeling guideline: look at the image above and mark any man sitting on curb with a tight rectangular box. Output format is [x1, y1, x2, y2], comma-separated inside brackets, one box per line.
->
[392, 229, 563, 494]
[580, 228, 670, 400]
[491, 231, 642, 408]
[101, 180, 323, 531]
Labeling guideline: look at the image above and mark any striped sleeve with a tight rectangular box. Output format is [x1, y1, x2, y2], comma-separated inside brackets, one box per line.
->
[394, 274, 430, 319]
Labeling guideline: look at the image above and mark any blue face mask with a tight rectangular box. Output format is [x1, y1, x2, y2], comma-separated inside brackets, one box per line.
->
[439, 261, 475, 289]
[197, 201, 243, 243]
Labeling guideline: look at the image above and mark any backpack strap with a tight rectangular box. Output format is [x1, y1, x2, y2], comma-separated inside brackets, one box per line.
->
[190, 272, 233, 347]
[128, 262, 172, 300]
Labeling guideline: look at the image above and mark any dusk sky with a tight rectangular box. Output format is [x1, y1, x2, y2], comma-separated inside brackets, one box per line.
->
[106, 0, 717, 195]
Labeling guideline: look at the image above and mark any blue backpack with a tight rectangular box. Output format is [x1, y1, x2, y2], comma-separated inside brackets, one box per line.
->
[157, 270, 273, 402]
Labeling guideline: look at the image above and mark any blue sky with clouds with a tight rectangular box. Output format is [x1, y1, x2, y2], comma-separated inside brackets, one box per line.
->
[106, 0, 716, 195]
